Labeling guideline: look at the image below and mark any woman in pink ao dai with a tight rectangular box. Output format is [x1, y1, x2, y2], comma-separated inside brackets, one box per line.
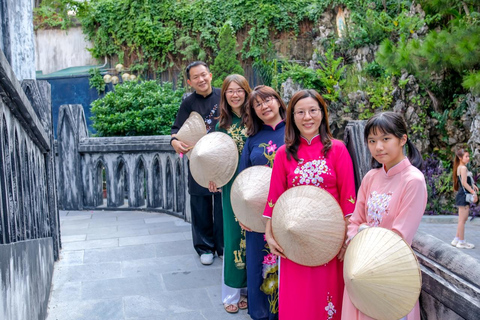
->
[264, 90, 356, 319]
[340, 112, 427, 320]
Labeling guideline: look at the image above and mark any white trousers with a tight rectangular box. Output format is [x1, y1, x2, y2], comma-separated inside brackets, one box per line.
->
[222, 258, 247, 304]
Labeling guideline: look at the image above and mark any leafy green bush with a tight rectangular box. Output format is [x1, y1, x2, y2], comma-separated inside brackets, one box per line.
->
[76, 0, 336, 74]
[90, 81, 184, 136]
[33, 0, 84, 30]
[211, 23, 244, 88]
[88, 68, 106, 95]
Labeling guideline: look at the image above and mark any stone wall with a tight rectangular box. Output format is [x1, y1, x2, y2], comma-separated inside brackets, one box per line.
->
[56, 104, 190, 221]
[0, 0, 36, 80]
[0, 45, 60, 320]
[0, 238, 54, 320]
[35, 27, 100, 75]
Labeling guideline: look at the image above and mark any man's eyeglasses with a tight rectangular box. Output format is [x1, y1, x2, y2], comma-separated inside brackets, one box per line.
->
[294, 108, 321, 118]
[254, 97, 275, 109]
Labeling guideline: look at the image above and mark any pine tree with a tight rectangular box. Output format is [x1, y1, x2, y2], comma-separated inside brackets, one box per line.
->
[211, 23, 244, 88]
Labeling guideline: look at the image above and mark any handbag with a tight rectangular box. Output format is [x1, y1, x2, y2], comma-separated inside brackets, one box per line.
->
[461, 183, 474, 204]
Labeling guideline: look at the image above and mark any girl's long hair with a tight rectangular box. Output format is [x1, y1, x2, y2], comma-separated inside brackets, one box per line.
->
[453, 147, 468, 192]
[364, 112, 423, 170]
[218, 74, 251, 130]
[245, 85, 286, 136]
[285, 89, 333, 161]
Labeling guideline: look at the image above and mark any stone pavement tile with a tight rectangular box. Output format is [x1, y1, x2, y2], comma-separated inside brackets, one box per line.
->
[81, 275, 165, 300]
[119, 232, 184, 247]
[147, 222, 191, 235]
[87, 228, 150, 240]
[61, 235, 87, 243]
[84, 244, 157, 264]
[61, 215, 92, 221]
[62, 238, 119, 251]
[59, 211, 68, 217]
[154, 239, 196, 258]
[162, 268, 222, 291]
[91, 218, 149, 228]
[118, 220, 183, 232]
[61, 220, 90, 228]
[58, 250, 84, 266]
[46, 298, 124, 320]
[64, 211, 92, 217]
[123, 288, 213, 318]
[144, 215, 179, 224]
[183, 231, 193, 240]
[121, 254, 198, 277]
[117, 212, 165, 220]
[86, 226, 118, 234]
[49, 280, 82, 301]
[52, 262, 122, 285]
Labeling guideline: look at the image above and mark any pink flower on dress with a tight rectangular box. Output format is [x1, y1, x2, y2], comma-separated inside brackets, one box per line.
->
[263, 253, 277, 265]
[267, 140, 277, 153]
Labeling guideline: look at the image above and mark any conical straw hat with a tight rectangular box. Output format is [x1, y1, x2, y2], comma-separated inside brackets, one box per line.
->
[272, 185, 345, 266]
[176, 111, 207, 158]
[189, 132, 239, 188]
[230, 166, 273, 233]
[344, 227, 422, 320]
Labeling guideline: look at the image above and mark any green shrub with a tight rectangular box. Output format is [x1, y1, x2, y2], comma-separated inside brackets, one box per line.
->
[90, 81, 184, 136]
[211, 23, 244, 88]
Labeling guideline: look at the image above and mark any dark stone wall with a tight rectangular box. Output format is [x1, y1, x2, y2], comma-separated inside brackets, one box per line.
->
[0, 238, 54, 320]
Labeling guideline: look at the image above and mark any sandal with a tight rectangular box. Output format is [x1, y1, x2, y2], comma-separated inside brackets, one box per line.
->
[238, 296, 248, 310]
[224, 303, 239, 314]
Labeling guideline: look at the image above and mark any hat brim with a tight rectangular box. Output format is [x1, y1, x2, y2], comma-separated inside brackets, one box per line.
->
[231, 166, 272, 233]
[344, 227, 422, 320]
[176, 112, 207, 154]
[272, 185, 345, 266]
[189, 132, 239, 188]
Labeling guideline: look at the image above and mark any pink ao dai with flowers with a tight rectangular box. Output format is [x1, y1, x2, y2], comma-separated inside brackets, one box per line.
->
[264, 136, 356, 320]
[341, 158, 427, 320]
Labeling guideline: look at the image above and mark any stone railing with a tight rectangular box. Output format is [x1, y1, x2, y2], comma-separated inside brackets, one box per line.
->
[0, 47, 60, 320]
[344, 121, 480, 320]
[56, 104, 190, 221]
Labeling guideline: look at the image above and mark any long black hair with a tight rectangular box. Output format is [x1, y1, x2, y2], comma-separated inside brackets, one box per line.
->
[364, 112, 423, 170]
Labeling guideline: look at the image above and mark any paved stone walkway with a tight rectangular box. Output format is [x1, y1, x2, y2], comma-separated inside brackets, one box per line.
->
[47, 210, 480, 320]
[46, 210, 250, 320]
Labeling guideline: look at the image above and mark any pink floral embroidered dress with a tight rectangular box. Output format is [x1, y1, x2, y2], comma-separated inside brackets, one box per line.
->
[264, 135, 356, 319]
[341, 158, 427, 320]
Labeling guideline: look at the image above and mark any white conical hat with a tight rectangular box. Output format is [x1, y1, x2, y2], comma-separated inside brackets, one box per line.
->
[176, 111, 207, 158]
[344, 227, 422, 320]
[230, 166, 272, 233]
[272, 185, 345, 266]
[189, 132, 238, 188]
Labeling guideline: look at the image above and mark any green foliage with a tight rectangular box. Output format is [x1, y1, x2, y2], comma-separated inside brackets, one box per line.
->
[315, 48, 347, 101]
[252, 58, 280, 88]
[211, 23, 245, 88]
[90, 81, 185, 136]
[76, 0, 336, 74]
[33, 0, 78, 30]
[275, 62, 322, 92]
[88, 68, 106, 95]
[376, 6, 480, 102]
[462, 71, 480, 95]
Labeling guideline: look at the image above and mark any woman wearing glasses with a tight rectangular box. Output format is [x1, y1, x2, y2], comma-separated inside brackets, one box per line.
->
[209, 74, 251, 314]
[238, 85, 287, 320]
[263, 89, 356, 319]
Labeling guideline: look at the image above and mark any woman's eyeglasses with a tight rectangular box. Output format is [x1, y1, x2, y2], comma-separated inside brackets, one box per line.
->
[294, 108, 321, 118]
[225, 88, 245, 96]
[254, 97, 275, 109]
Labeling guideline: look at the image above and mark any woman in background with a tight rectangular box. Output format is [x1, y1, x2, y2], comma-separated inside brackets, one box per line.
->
[451, 147, 478, 249]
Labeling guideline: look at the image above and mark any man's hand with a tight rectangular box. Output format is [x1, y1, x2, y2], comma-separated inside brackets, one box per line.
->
[171, 139, 191, 154]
